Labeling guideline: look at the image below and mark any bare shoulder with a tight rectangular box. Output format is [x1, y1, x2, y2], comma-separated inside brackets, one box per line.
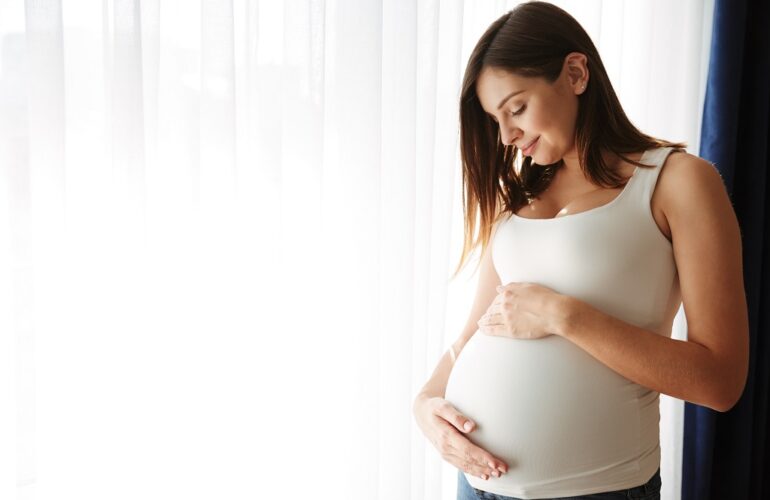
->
[656, 150, 731, 221]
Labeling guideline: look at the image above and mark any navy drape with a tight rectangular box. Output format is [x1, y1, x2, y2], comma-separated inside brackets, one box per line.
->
[683, 0, 770, 499]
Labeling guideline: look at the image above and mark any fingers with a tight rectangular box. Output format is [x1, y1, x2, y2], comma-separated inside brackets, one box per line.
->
[450, 438, 509, 480]
[433, 398, 475, 434]
[431, 401, 508, 480]
[446, 440, 499, 480]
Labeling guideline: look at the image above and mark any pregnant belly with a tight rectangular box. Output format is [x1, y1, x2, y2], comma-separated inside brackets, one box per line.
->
[444, 331, 643, 487]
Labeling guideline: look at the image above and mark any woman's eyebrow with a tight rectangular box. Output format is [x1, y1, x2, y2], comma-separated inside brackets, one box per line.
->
[497, 89, 525, 109]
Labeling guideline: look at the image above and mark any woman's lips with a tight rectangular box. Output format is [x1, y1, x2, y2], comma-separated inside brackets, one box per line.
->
[521, 137, 539, 156]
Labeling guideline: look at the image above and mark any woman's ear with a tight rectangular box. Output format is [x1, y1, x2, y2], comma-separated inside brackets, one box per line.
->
[564, 52, 589, 94]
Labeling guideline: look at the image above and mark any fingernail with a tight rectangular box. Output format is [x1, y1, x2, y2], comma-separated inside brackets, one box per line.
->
[463, 421, 473, 431]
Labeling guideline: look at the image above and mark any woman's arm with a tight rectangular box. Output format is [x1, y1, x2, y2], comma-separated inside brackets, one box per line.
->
[415, 234, 502, 402]
[412, 232, 511, 481]
[556, 153, 749, 412]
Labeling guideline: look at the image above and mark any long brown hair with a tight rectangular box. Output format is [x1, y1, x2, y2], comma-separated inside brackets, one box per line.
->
[452, 1, 686, 280]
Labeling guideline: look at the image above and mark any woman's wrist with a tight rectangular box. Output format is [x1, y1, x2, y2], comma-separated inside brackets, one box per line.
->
[552, 294, 579, 337]
[413, 391, 437, 414]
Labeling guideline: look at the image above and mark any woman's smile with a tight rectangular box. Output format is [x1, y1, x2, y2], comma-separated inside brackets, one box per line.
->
[520, 136, 539, 156]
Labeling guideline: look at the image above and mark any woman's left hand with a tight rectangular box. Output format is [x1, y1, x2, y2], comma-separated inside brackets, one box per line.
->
[477, 282, 572, 340]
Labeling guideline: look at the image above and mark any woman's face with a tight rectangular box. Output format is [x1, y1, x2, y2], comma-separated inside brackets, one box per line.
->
[475, 54, 588, 165]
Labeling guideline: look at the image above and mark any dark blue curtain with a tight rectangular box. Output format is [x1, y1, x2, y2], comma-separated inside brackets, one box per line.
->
[682, 0, 770, 498]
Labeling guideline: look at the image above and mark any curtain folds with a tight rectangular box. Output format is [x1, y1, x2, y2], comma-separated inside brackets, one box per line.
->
[0, 1, 712, 499]
[683, 0, 770, 498]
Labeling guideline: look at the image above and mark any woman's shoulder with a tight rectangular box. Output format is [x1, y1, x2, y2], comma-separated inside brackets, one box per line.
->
[657, 150, 719, 185]
[655, 150, 729, 220]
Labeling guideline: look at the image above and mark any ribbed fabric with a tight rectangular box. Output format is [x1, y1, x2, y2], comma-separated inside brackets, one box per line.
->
[444, 147, 684, 498]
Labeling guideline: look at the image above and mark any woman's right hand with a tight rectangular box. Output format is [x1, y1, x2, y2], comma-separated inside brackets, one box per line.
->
[412, 394, 508, 480]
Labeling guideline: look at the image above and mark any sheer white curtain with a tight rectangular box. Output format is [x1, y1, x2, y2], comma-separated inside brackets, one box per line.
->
[0, 1, 712, 499]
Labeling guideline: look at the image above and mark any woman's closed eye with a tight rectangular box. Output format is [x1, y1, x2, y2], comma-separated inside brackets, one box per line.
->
[488, 105, 526, 122]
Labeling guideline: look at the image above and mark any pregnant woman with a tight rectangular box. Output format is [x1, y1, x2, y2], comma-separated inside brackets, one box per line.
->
[412, 2, 749, 499]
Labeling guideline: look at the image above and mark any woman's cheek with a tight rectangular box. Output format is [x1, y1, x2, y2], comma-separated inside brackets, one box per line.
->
[529, 103, 556, 131]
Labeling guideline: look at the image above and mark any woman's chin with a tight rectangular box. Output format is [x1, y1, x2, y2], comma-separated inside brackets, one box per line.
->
[527, 146, 545, 163]
[530, 151, 546, 164]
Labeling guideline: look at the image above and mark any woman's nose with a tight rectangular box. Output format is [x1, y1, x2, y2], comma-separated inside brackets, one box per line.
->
[500, 128, 521, 147]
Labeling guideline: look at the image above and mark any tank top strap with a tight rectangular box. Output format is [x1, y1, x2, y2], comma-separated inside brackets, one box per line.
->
[632, 146, 686, 204]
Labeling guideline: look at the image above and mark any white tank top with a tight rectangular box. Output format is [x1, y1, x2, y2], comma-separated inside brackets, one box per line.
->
[444, 146, 684, 498]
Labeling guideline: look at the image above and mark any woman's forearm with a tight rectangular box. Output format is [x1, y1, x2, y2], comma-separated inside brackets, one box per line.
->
[559, 296, 737, 412]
